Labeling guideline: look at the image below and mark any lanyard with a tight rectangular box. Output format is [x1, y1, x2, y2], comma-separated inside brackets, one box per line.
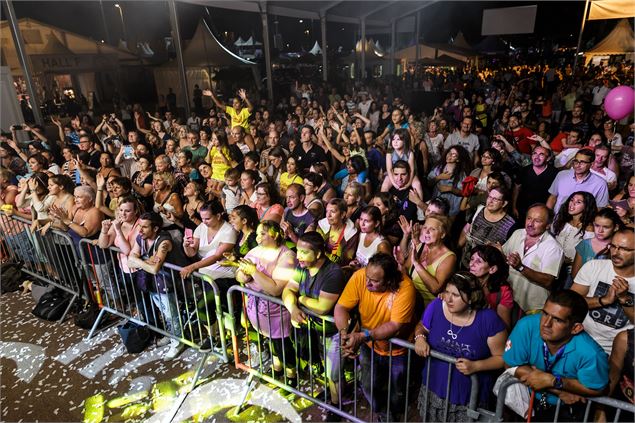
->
[542, 342, 565, 373]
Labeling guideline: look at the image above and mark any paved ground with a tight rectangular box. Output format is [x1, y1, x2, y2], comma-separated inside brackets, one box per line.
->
[0, 289, 346, 423]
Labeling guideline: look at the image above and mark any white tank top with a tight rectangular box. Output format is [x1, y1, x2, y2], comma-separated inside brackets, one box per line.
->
[355, 232, 384, 267]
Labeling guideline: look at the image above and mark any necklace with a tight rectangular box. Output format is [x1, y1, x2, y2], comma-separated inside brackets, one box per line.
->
[447, 309, 472, 340]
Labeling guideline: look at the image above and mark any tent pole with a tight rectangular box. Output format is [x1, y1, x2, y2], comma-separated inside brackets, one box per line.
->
[573, 0, 591, 70]
[415, 11, 420, 68]
[4, 0, 44, 126]
[168, 0, 190, 118]
[390, 19, 396, 76]
[99, 1, 111, 45]
[259, 2, 274, 105]
[360, 18, 366, 79]
[320, 12, 328, 82]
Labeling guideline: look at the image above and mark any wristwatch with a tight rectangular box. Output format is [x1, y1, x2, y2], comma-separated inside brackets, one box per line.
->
[516, 264, 526, 272]
[619, 296, 634, 307]
[553, 375, 564, 390]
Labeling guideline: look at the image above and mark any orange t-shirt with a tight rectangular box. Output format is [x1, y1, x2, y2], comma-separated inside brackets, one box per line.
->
[337, 268, 416, 356]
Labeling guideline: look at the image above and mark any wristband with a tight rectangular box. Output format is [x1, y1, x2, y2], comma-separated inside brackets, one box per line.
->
[362, 329, 371, 341]
[598, 296, 605, 307]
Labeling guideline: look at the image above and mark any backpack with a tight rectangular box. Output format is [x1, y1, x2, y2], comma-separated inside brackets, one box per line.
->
[118, 321, 152, 354]
[1, 261, 23, 294]
[32, 288, 71, 321]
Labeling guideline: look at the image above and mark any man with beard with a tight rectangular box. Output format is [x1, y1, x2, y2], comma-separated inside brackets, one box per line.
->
[282, 232, 345, 413]
[513, 145, 559, 221]
[281, 183, 315, 247]
[334, 253, 416, 422]
[571, 229, 634, 354]
[504, 114, 535, 154]
[546, 149, 609, 213]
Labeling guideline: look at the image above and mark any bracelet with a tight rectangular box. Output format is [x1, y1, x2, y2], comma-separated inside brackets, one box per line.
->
[97, 188, 104, 192]
[414, 334, 426, 342]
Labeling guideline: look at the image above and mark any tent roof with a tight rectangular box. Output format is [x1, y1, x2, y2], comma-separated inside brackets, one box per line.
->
[436, 54, 466, 67]
[234, 36, 246, 46]
[181, 0, 438, 27]
[474, 36, 509, 55]
[182, 19, 256, 67]
[355, 38, 385, 58]
[309, 41, 322, 55]
[585, 19, 635, 55]
[452, 31, 471, 50]
[0, 17, 139, 61]
[41, 32, 74, 55]
[589, 0, 635, 20]
[241, 36, 262, 46]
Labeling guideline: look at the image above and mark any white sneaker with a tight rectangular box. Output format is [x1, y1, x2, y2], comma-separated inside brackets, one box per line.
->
[246, 342, 270, 368]
[164, 341, 185, 361]
[156, 336, 171, 347]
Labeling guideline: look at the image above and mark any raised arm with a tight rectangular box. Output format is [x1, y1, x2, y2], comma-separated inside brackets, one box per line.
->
[203, 89, 225, 109]
[238, 89, 253, 113]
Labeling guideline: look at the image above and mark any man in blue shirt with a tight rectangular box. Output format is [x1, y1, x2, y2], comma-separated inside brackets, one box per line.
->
[503, 290, 608, 421]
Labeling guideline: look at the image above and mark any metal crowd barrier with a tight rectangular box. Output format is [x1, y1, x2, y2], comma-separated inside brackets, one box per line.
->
[494, 376, 635, 422]
[226, 284, 482, 422]
[78, 240, 230, 422]
[0, 212, 87, 321]
[78, 240, 229, 360]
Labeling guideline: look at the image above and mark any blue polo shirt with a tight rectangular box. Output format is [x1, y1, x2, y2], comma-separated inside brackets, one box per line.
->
[503, 314, 608, 405]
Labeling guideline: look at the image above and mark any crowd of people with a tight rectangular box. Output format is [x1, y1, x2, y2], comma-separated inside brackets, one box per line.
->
[0, 60, 633, 422]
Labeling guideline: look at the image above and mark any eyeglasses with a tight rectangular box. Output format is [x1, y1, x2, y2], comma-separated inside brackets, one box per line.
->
[572, 159, 592, 165]
[487, 195, 504, 203]
[608, 244, 635, 253]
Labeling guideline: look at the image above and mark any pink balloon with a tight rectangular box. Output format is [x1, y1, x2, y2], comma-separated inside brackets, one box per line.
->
[604, 85, 635, 121]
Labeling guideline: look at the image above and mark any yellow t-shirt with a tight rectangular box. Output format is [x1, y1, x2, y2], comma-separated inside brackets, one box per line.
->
[226, 106, 251, 130]
[279, 172, 303, 195]
[209, 146, 231, 181]
[410, 249, 455, 307]
[337, 268, 416, 356]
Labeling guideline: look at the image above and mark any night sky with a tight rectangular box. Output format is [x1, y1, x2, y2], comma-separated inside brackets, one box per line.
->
[10, 1, 622, 53]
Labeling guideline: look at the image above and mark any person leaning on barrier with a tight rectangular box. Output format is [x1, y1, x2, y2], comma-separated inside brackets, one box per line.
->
[503, 290, 609, 422]
[414, 272, 507, 421]
[282, 231, 346, 408]
[236, 220, 298, 379]
[127, 211, 188, 361]
[333, 252, 416, 422]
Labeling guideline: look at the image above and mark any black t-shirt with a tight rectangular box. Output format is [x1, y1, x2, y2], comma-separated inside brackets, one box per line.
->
[389, 186, 418, 222]
[291, 142, 328, 173]
[516, 164, 559, 218]
[298, 259, 345, 333]
[298, 259, 345, 300]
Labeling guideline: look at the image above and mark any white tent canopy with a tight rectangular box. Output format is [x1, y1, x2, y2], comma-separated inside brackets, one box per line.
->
[309, 41, 322, 56]
[584, 19, 635, 63]
[182, 19, 255, 67]
[241, 36, 262, 46]
[234, 36, 246, 46]
[154, 19, 256, 107]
